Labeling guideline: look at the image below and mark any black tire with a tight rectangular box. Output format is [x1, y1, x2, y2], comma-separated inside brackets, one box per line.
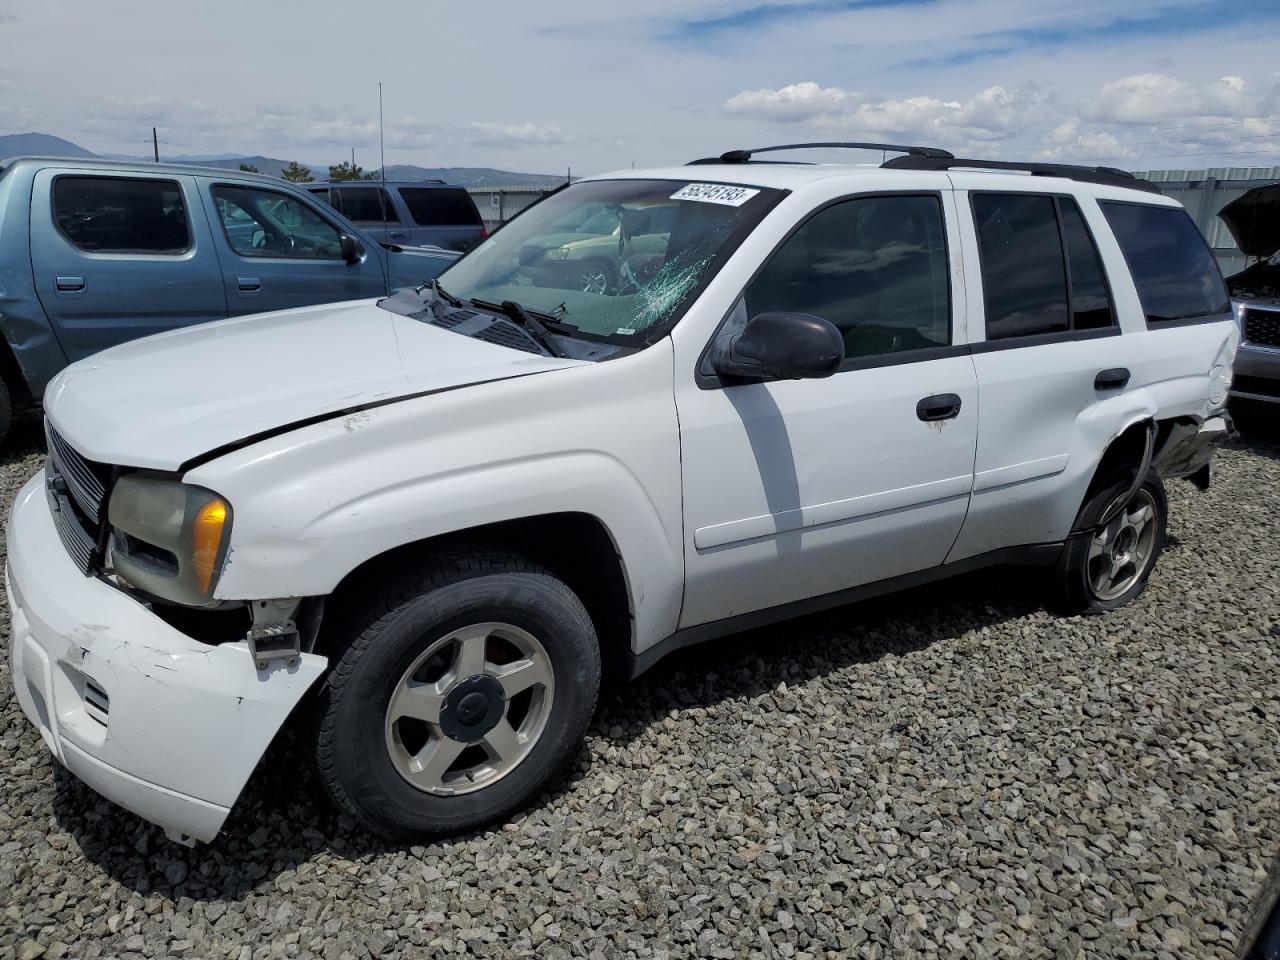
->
[1047, 468, 1168, 615]
[311, 549, 601, 841]
[0, 377, 12, 449]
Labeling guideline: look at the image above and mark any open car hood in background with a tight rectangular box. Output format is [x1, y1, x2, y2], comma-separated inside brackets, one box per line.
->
[1219, 182, 1280, 259]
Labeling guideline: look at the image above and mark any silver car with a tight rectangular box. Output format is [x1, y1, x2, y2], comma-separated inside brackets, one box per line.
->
[1220, 183, 1280, 410]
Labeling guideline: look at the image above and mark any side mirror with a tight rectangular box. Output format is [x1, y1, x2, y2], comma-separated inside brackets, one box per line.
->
[712, 312, 844, 381]
[339, 234, 363, 264]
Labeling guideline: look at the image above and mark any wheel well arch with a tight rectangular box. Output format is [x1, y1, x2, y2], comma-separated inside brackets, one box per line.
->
[318, 511, 634, 674]
[0, 335, 34, 406]
[1073, 415, 1192, 534]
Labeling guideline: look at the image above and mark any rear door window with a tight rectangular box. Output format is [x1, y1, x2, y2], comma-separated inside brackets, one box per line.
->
[973, 193, 1069, 339]
[335, 186, 399, 223]
[53, 176, 190, 254]
[1059, 198, 1115, 330]
[1100, 202, 1229, 324]
[399, 188, 482, 226]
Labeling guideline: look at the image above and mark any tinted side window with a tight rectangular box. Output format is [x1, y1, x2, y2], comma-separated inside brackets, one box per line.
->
[973, 193, 1068, 339]
[399, 188, 482, 227]
[336, 186, 399, 223]
[1059, 198, 1115, 330]
[743, 194, 950, 361]
[212, 186, 343, 260]
[53, 176, 190, 254]
[1100, 202, 1229, 324]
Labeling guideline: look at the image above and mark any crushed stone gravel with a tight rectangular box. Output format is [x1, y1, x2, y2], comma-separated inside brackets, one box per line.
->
[1, 412, 1277, 959]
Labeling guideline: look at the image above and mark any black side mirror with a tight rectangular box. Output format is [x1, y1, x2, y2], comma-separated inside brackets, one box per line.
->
[339, 234, 363, 264]
[712, 312, 844, 381]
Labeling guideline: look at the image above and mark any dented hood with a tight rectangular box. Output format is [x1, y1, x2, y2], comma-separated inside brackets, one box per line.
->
[44, 298, 585, 471]
[1219, 182, 1280, 259]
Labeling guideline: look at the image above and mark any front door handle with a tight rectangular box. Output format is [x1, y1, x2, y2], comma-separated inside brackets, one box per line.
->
[55, 275, 85, 292]
[237, 276, 261, 292]
[388, 230, 408, 241]
[916, 393, 963, 422]
[1095, 367, 1130, 391]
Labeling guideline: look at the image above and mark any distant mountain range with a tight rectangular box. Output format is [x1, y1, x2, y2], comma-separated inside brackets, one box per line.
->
[0, 132, 568, 188]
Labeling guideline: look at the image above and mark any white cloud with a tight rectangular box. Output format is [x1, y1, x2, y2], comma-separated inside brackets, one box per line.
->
[723, 73, 1280, 166]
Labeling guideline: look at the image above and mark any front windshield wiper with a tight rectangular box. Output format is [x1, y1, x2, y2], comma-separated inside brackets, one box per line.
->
[471, 298, 569, 358]
[420, 278, 462, 308]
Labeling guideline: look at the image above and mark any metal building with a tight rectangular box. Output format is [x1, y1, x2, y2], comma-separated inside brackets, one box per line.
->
[1135, 166, 1280, 276]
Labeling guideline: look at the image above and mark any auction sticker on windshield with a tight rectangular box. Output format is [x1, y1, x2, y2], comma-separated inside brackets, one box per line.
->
[671, 183, 761, 207]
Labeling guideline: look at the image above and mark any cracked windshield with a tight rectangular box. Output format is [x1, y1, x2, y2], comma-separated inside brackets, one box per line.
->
[397, 178, 779, 346]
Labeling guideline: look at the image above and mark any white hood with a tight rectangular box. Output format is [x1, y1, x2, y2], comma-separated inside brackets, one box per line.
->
[44, 299, 585, 470]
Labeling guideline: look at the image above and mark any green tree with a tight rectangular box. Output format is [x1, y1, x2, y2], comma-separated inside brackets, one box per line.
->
[281, 161, 314, 183]
[238, 162, 260, 173]
[329, 160, 369, 181]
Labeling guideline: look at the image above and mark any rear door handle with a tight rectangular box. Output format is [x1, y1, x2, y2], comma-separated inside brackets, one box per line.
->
[237, 276, 261, 292]
[1095, 367, 1130, 391]
[55, 275, 85, 292]
[916, 393, 963, 422]
[388, 231, 408, 241]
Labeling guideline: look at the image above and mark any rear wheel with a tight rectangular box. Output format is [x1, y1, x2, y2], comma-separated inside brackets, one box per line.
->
[1048, 469, 1167, 614]
[312, 550, 600, 840]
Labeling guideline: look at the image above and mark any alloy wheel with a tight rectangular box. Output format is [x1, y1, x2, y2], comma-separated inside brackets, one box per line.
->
[384, 622, 554, 796]
[1087, 488, 1159, 601]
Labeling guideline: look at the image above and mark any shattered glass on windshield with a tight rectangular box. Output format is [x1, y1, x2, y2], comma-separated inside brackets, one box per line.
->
[381, 178, 781, 349]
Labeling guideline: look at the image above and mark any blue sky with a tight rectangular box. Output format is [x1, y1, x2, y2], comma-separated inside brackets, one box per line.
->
[0, 0, 1276, 173]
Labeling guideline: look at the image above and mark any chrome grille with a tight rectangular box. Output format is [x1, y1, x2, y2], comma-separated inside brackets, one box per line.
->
[46, 465, 97, 574]
[1243, 307, 1280, 349]
[45, 423, 109, 524]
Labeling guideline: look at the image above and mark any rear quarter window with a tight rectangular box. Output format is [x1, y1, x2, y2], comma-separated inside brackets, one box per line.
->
[1100, 202, 1229, 325]
[398, 188, 482, 227]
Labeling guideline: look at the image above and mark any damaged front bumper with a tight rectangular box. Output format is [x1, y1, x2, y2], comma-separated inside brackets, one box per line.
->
[6, 472, 327, 844]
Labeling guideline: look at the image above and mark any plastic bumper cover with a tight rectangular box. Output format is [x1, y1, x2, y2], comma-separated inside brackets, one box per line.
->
[6, 473, 326, 843]
[1230, 344, 1280, 403]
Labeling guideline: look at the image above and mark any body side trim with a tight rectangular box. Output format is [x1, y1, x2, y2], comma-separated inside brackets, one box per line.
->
[629, 541, 1064, 676]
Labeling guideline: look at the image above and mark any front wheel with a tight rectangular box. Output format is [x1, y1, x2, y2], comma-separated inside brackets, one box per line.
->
[311, 550, 601, 840]
[1048, 469, 1168, 614]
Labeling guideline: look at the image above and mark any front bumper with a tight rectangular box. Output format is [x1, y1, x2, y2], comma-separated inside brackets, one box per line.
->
[1230, 343, 1280, 404]
[6, 473, 326, 843]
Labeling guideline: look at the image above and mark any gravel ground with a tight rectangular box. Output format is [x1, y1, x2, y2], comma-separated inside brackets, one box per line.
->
[2, 411, 1278, 960]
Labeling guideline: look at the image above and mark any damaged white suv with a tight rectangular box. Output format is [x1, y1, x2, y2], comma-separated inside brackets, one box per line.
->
[8, 143, 1237, 844]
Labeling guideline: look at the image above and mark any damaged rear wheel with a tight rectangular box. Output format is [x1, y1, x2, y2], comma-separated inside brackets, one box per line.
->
[310, 549, 600, 840]
[1048, 468, 1167, 615]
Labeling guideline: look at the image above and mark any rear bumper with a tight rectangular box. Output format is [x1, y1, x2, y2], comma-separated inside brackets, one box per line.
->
[6, 472, 326, 843]
[1154, 414, 1231, 484]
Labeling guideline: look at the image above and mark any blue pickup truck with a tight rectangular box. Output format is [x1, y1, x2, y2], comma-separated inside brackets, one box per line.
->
[0, 157, 458, 445]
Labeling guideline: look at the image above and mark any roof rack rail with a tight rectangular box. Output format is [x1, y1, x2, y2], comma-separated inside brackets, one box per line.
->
[881, 155, 1160, 193]
[688, 142, 955, 165]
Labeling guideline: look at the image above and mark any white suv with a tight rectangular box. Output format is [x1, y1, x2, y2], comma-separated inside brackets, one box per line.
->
[8, 143, 1237, 844]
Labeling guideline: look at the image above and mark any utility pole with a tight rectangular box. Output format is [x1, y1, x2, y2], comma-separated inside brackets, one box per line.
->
[152, 127, 159, 162]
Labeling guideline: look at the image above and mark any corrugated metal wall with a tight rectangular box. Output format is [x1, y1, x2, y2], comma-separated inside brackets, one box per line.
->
[1135, 167, 1280, 276]
[466, 186, 559, 230]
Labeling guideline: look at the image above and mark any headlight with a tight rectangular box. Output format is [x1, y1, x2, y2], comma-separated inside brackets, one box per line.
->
[107, 474, 232, 606]
[544, 246, 571, 261]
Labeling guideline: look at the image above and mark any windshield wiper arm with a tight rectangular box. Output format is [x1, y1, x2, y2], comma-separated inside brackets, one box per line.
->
[425, 278, 462, 308]
[471, 298, 569, 358]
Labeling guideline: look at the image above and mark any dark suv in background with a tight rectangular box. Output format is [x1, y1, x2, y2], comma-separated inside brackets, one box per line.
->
[308, 181, 486, 252]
